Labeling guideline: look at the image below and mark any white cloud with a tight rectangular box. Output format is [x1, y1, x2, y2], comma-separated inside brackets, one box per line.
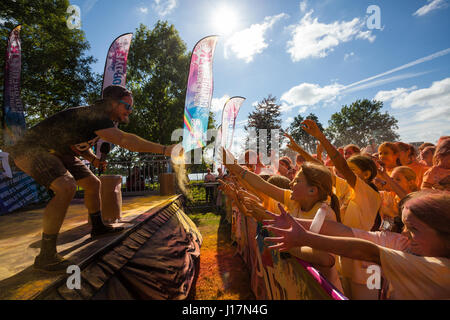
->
[280, 82, 343, 112]
[284, 116, 294, 126]
[279, 47, 449, 114]
[397, 120, 449, 144]
[139, 7, 149, 14]
[374, 78, 450, 122]
[224, 13, 288, 63]
[374, 86, 418, 103]
[344, 52, 354, 60]
[413, 0, 448, 17]
[300, 0, 308, 13]
[286, 10, 375, 62]
[153, 0, 177, 16]
[211, 95, 230, 113]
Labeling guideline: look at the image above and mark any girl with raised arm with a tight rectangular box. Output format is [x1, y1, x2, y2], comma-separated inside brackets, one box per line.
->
[263, 191, 450, 300]
[300, 119, 382, 299]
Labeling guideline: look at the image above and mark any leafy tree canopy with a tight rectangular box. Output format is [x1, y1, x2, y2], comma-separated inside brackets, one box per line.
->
[244, 94, 282, 155]
[325, 99, 399, 148]
[0, 0, 98, 131]
[287, 113, 325, 153]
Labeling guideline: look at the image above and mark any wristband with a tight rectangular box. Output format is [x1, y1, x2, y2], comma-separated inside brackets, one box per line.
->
[240, 169, 248, 180]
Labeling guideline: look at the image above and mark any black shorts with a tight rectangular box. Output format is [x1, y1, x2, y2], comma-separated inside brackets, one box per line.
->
[7, 144, 93, 189]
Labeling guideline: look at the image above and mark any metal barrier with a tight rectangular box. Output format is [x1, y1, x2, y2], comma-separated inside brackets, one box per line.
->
[78, 156, 171, 196]
[184, 182, 221, 213]
[81, 156, 222, 212]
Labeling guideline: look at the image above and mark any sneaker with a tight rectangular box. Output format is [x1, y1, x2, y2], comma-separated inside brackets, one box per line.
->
[90, 224, 125, 239]
[33, 253, 72, 272]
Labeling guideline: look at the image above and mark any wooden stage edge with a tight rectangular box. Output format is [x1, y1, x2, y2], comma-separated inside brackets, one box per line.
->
[0, 194, 182, 300]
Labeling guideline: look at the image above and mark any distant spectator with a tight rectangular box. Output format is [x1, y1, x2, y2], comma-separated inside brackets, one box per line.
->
[420, 146, 435, 167]
[344, 144, 361, 160]
[204, 168, 216, 203]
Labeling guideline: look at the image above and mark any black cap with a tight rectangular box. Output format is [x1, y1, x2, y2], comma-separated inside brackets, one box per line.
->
[102, 85, 132, 100]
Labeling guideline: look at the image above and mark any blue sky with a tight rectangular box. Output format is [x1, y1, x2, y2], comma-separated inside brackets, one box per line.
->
[71, 0, 450, 150]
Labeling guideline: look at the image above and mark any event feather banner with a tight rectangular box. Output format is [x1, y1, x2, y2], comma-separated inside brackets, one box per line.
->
[101, 33, 133, 94]
[213, 125, 222, 166]
[2, 25, 26, 146]
[221, 96, 245, 150]
[183, 36, 218, 153]
[98, 33, 133, 157]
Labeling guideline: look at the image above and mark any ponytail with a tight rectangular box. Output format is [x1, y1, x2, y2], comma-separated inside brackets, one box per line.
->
[368, 181, 382, 231]
[330, 193, 341, 223]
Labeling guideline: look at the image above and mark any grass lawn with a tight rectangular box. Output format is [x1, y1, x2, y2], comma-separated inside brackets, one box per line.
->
[188, 211, 255, 300]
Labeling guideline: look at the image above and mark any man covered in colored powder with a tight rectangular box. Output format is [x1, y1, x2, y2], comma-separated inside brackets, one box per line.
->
[6, 85, 180, 271]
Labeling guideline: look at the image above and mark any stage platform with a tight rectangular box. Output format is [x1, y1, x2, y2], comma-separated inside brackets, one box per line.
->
[0, 194, 202, 300]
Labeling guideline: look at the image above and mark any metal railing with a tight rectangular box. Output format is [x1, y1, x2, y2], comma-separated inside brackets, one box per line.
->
[77, 156, 171, 196]
[79, 157, 223, 213]
[184, 182, 222, 213]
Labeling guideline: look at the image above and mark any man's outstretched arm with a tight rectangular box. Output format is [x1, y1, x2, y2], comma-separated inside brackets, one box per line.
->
[95, 127, 173, 156]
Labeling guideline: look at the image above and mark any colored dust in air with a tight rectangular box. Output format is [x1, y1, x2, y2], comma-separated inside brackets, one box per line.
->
[188, 212, 254, 300]
[172, 153, 193, 201]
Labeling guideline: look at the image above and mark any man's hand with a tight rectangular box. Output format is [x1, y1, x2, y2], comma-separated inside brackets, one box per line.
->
[165, 144, 183, 157]
[92, 158, 107, 172]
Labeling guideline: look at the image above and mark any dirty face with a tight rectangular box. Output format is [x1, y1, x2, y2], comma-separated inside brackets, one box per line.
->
[401, 208, 447, 257]
[111, 95, 133, 124]
[378, 146, 398, 168]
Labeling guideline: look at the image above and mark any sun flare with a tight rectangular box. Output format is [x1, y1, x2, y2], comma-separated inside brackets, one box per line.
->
[211, 5, 239, 35]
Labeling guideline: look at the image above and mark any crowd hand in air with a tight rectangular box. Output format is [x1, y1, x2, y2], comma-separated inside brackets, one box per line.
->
[237, 189, 263, 203]
[221, 147, 238, 171]
[316, 141, 325, 164]
[242, 197, 271, 222]
[263, 203, 308, 252]
[301, 119, 324, 139]
[218, 180, 237, 199]
[283, 132, 303, 154]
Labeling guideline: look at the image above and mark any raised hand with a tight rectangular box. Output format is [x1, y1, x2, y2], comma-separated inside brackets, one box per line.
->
[263, 203, 308, 252]
[221, 147, 237, 167]
[283, 132, 301, 152]
[301, 119, 323, 139]
[316, 141, 325, 163]
[242, 197, 269, 221]
[263, 203, 294, 230]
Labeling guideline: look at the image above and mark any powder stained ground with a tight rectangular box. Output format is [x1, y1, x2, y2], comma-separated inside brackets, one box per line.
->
[188, 212, 254, 300]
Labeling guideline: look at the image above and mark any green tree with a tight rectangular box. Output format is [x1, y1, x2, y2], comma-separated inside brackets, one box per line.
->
[325, 99, 399, 148]
[113, 21, 216, 167]
[287, 113, 325, 153]
[0, 0, 99, 132]
[244, 95, 282, 156]
[124, 22, 191, 146]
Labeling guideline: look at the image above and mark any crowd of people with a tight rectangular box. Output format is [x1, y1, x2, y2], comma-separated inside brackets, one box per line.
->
[217, 119, 450, 300]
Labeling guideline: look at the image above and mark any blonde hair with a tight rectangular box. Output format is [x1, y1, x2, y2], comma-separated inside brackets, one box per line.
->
[298, 162, 341, 222]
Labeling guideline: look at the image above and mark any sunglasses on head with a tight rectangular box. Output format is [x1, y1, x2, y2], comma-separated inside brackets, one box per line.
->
[119, 99, 133, 111]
